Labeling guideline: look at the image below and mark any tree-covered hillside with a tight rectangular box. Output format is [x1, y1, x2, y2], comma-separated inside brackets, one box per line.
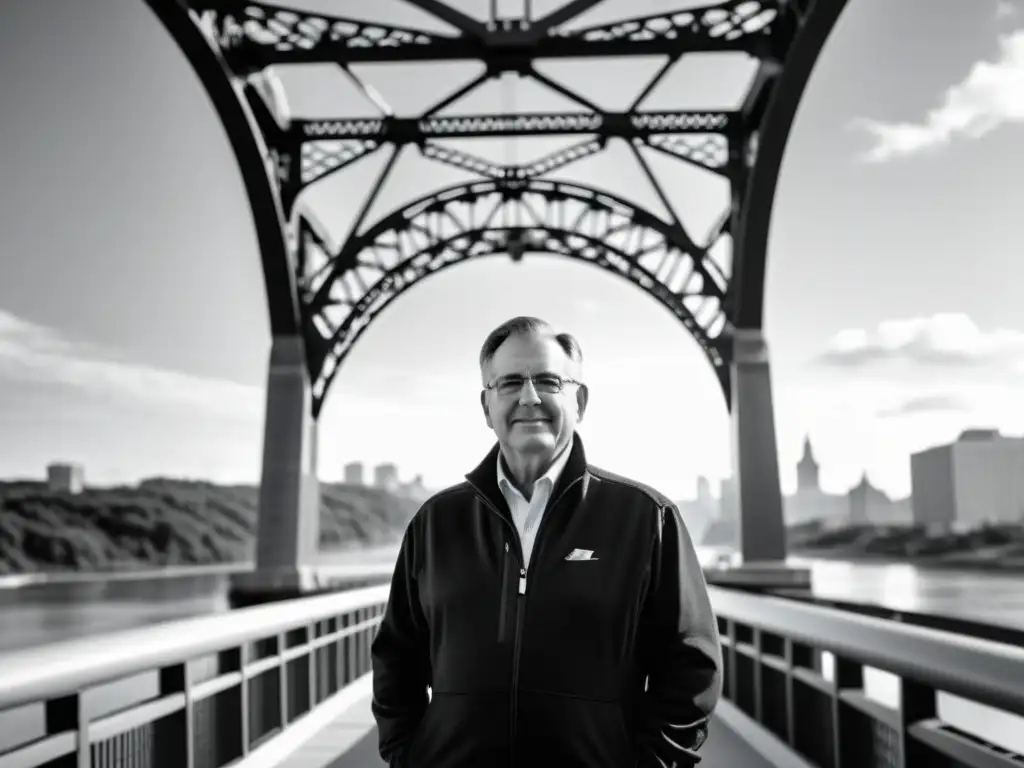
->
[0, 479, 421, 573]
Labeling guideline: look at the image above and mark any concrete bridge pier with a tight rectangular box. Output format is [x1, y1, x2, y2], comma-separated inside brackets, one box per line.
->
[229, 335, 323, 608]
[712, 328, 810, 591]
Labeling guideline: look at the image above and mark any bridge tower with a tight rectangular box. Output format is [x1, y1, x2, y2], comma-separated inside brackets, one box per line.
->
[145, 0, 848, 604]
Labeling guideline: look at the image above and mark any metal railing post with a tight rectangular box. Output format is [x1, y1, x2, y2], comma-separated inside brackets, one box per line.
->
[44, 693, 89, 768]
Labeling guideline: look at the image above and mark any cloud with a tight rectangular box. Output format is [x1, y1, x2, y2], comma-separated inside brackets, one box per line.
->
[813, 313, 1024, 371]
[873, 393, 969, 419]
[795, 314, 1024, 495]
[0, 309, 264, 420]
[853, 30, 1024, 162]
[0, 308, 470, 426]
[997, 1, 1017, 19]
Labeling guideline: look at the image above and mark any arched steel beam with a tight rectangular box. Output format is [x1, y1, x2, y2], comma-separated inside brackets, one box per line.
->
[732, 0, 850, 330]
[308, 179, 721, 313]
[300, 178, 734, 416]
[142, 0, 301, 335]
[308, 231, 730, 418]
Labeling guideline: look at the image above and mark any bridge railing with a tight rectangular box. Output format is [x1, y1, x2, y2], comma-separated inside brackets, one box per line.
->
[0, 584, 389, 768]
[709, 585, 1024, 768]
[4, 573, 1023, 768]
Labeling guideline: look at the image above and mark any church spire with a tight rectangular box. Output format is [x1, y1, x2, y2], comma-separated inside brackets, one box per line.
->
[796, 435, 819, 491]
[801, 436, 815, 463]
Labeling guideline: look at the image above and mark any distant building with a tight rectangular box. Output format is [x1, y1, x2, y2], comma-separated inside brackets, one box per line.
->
[700, 435, 914, 546]
[786, 438, 848, 524]
[374, 463, 400, 492]
[847, 472, 912, 525]
[787, 438, 912, 527]
[399, 474, 430, 502]
[695, 476, 736, 549]
[719, 475, 738, 522]
[344, 461, 365, 486]
[696, 475, 713, 503]
[675, 475, 718, 541]
[911, 429, 1024, 529]
[47, 463, 85, 494]
[796, 436, 819, 490]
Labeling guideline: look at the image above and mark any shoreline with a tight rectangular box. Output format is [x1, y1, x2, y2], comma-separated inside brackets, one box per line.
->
[791, 547, 1024, 575]
[0, 542, 403, 587]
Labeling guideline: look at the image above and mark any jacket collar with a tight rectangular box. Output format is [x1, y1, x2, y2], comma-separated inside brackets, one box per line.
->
[496, 434, 574, 501]
[466, 432, 591, 515]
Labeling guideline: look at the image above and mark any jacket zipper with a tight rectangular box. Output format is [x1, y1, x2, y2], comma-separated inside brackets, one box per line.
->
[467, 476, 585, 767]
[510, 564, 526, 767]
[497, 543, 510, 642]
[468, 492, 524, 766]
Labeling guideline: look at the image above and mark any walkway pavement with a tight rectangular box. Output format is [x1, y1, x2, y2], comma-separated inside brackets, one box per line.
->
[327, 719, 774, 767]
[281, 683, 778, 768]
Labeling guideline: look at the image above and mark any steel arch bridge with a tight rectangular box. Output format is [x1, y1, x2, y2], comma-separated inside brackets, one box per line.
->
[143, 0, 849, 595]
[301, 178, 732, 413]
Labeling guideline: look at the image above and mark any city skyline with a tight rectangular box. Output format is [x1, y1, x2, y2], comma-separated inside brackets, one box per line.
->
[1, 0, 1023, 500]
[9, 428, 996, 506]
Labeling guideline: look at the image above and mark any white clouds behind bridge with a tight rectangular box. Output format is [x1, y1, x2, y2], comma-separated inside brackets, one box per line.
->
[853, 26, 1024, 162]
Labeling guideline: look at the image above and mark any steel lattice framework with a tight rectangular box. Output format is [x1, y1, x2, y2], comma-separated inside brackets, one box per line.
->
[145, 0, 848, 417]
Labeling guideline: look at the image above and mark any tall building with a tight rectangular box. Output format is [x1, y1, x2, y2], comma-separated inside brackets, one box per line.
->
[910, 429, 1024, 529]
[796, 437, 819, 490]
[374, 463, 400, 492]
[696, 476, 712, 503]
[786, 438, 848, 525]
[719, 476, 737, 521]
[47, 463, 85, 494]
[674, 475, 718, 541]
[344, 461, 365, 486]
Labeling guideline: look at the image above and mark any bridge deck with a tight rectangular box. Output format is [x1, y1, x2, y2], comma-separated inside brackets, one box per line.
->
[278, 686, 775, 768]
[326, 722, 774, 768]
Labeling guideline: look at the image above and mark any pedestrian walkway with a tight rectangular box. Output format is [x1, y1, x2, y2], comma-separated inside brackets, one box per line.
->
[277, 675, 782, 768]
[326, 728, 386, 768]
[326, 719, 777, 768]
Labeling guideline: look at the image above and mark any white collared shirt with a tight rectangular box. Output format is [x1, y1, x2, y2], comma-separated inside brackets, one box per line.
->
[496, 437, 574, 571]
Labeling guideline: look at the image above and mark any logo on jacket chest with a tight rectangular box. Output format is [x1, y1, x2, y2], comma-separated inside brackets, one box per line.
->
[564, 548, 599, 561]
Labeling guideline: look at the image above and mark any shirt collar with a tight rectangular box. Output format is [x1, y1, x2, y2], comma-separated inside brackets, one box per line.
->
[496, 435, 575, 500]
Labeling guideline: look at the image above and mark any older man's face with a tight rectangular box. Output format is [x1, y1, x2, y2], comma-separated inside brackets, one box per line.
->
[480, 331, 587, 462]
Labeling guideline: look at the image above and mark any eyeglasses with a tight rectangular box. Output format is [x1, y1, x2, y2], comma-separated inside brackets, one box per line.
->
[484, 373, 583, 397]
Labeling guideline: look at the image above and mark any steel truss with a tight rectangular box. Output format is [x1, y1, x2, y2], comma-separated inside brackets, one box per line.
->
[301, 179, 731, 406]
[145, 0, 849, 417]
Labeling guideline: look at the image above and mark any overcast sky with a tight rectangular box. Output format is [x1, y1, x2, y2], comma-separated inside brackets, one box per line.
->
[1, 0, 1023, 500]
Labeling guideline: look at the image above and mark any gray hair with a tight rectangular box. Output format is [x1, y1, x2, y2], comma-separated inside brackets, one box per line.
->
[478, 316, 583, 371]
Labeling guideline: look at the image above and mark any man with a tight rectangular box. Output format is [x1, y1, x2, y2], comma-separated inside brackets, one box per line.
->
[371, 316, 722, 767]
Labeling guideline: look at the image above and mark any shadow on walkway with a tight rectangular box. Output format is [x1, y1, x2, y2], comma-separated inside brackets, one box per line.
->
[326, 723, 773, 767]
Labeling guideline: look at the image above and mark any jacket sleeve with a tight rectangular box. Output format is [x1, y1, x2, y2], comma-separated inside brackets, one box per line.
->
[635, 503, 723, 767]
[370, 521, 431, 764]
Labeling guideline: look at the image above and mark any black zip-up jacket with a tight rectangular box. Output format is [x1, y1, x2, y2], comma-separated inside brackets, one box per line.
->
[370, 436, 722, 767]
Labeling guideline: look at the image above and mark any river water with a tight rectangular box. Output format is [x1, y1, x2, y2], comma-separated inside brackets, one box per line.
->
[1, 550, 1023, 757]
